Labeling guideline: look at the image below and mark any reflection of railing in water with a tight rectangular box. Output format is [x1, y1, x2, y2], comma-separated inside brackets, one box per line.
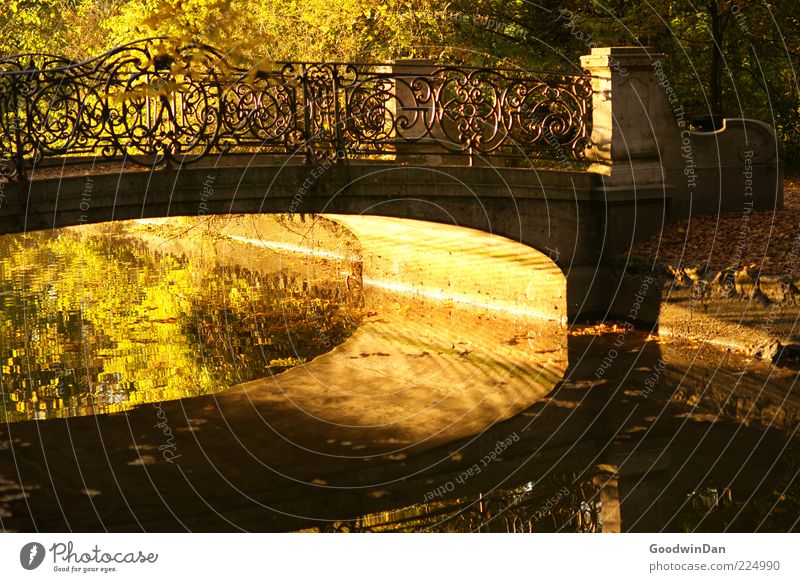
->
[672, 475, 800, 533]
[304, 471, 608, 533]
[0, 39, 594, 180]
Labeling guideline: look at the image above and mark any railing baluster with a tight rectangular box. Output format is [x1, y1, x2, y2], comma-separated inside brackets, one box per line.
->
[12, 86, 26, 181]
[330, 65, 346, 162]
[299, 64, 314, 164]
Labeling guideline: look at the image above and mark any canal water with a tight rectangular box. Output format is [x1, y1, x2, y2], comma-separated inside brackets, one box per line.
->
[0, 215, 798, 532]
[0, 216, 363, 422]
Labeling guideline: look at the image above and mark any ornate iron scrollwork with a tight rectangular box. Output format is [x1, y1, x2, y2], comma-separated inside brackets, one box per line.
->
[0, 39, 594, 180]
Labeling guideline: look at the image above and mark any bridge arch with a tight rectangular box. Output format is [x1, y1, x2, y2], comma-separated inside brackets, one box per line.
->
[2, 161, 603, 317]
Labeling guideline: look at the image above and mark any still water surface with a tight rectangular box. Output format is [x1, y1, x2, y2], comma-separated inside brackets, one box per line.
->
[0, 216, 362, 422]
[0, 215, 798, 533]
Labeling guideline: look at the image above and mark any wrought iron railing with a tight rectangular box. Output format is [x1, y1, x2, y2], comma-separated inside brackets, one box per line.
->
[0, 39, 594, 180]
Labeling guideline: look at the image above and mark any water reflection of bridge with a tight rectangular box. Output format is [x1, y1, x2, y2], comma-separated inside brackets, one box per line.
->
[0, 215, 796, 532]
[1, 325, 793, 532]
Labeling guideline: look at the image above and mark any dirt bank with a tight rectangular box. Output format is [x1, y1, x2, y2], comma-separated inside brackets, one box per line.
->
[618, 175, 800, 362]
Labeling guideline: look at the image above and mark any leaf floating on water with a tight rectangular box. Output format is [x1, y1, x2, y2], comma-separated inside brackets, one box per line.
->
[383, 453, 407, 461]
[127, 455, 157, 466]
[561, 379, 608, 389]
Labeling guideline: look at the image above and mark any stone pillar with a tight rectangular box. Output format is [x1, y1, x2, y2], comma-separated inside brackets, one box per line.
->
[563, 48, 674, 321]
[580, 46, 782, 224]
[593, 466, 621, 533]
[580, 46, 672, 185]
[578, 47, 673, 258]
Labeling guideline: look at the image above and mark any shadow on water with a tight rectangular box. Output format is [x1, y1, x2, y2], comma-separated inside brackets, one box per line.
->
[0, 215, 798, 532]
[292, 330, 800, 533]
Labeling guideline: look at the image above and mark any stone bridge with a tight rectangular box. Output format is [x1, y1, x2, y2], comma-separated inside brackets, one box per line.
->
[0, 43, 782, 320]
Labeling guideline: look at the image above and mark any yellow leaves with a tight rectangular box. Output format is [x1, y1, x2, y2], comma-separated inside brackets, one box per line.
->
[3, 0, 447, 64]
[243, 60, 278, 84]
[107, 79, 192, 104]
[149, 39, 177, 60]
[268, 357, 306, 368]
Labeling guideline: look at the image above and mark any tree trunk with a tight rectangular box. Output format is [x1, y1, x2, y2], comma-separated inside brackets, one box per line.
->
[708, 2, 726, 115]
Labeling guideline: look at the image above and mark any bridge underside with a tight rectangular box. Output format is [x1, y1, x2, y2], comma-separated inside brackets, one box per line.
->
[0, 161, 670, 320]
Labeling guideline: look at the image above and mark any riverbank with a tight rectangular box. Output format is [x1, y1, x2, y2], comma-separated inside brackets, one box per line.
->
[619, 175, 800, 362]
